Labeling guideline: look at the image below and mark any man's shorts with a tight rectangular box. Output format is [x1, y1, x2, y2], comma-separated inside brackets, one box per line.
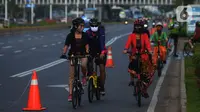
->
[89, 54, 107, 65]
[128, 59, 140, 73]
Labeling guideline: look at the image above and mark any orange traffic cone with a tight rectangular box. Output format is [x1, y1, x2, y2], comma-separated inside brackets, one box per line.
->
[23, 70, 46, 111]
[106, 46, 114, 68]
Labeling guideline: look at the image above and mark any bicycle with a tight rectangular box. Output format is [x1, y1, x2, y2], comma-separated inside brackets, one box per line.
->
[61, 54, 88, 109]
[167, 38, 174, 57]
[157, 40, 163, 77]
[88, 54, 101, 103]
[126, 50, 152, 107]
[183, 38, 196, 57]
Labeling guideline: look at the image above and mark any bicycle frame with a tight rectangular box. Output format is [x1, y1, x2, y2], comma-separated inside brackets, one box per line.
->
[89, 55, 99, 89]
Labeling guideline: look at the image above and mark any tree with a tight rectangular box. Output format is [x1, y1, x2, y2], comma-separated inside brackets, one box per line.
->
[7, 0, 21, 18]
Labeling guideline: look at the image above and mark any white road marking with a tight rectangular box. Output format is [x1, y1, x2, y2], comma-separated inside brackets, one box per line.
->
[18, 40, 23, 42]
[57, 42, 62, 44]
[28, 38, 31, 40]
[51, 44, 56, 46]
[10, 59, 67, 77]
[147, 56, 172, 112]
[0, 84, 1, 86]
[0, 54, 4, 56]
[31, 47, 36, 50]
[35, 37, 38, 39]
[40, 35, 44, 38]
[2, 46, 12, 49]
[14, 50, 22, 53]
[47, 84, 86, 92]
[43, 45, 48, 47]
[54, 34, 58, 36]
[10, 32, 130, 78]
[0, 42, 4, 45]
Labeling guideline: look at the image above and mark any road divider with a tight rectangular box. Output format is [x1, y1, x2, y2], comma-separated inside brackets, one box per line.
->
[10, 32, 130, 78]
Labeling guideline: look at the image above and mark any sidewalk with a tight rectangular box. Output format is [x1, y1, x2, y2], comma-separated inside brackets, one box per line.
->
[154, 39, 186, 112]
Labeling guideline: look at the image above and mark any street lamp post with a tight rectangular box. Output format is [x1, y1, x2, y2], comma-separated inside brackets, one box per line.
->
[5, 0, 8, 20]
[65, 0, 68, 23]
[50, 0, 53, 20]
[76, 0, 79, 17]
[31, 0, 34, 24]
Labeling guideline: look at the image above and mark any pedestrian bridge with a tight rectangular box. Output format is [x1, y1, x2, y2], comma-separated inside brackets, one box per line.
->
[2, 0, 174, 6]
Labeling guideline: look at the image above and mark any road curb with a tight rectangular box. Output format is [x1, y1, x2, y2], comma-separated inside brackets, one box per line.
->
[180, 57, 187, 112]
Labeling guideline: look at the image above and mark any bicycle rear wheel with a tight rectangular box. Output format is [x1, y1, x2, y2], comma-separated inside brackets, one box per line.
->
[72, 84, 78, 109]
[136, 81, 141, 107]
[96, 77, 101, 100]
[88, 78, 94, 103]
[157, 59, 162, 77]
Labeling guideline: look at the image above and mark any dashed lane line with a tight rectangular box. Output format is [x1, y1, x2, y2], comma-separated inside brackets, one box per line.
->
[2, 46, 12, 49]
[10, 32, 130, 78]
[14, 50, 22, 53]
[31, 47, 36, 50]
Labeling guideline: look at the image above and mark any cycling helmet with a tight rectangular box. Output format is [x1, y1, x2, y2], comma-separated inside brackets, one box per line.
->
[72, 17, 84, 27]
[89, 18, 99, 26]
[156, 22, 163, 27]
[134, 19, 144, 26]
[196, 21, 200, 27]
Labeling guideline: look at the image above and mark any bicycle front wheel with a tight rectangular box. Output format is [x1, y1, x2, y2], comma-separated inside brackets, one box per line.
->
[72, 84, 78, 109]
[88, 78, 94, 103]
[183, 43, 193, 56]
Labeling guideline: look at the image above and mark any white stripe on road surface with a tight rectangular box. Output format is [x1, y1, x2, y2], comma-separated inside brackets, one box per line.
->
[47, 84, 86, 92]
[10, 32, 130, 78]
[147, 56, 172, 112]
[18, 40, 23, 42]
[43, 45, 48, 47]
[2, 46, 12, 49]
[51, 44, 56, 46]
[0, 54, 4, 57]
[31, 47, 36, 50]
[14, 50, 22, 53]
[28, 38, 31, 40]
[57, 42, 62, 44]
[0, 43, 4, 45]
[10, 59, 67, 77]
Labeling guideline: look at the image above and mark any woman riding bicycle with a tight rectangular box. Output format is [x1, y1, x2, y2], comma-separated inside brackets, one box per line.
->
[189, 21, 200, 49]
[60, 17, 89, 102]
[151, 22, 168, 65]
[123, 19, 153, 98]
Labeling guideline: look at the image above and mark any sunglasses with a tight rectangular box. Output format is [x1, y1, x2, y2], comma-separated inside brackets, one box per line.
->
[135, 26, 142, 29]
[91, 25, 98, 27]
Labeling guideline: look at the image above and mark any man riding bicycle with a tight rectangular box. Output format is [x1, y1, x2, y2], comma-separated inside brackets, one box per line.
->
[151, 22, 168, 65]
[86, 18, 107, 95]
[123, 19, 153, 98]
[189, 21, 200, 48]
[60, 17, 89, 102]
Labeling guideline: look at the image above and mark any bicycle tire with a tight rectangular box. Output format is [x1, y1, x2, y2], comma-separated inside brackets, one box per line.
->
[72, 84, 78, 109]
[157, 59, 162, 77]
[183, 43, 193, 57]
[88, 78, 94, 103]
[96, 77, 101, 100]
[78, 85, 82, 106]
[136, 81, 141, 107]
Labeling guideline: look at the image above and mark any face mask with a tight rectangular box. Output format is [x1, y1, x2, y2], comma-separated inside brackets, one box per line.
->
[91, 27, 98, 32]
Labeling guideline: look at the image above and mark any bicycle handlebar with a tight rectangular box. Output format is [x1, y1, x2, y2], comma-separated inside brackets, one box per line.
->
[126, 50, 151, 56]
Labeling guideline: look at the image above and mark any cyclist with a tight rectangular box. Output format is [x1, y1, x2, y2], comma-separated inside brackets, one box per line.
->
[150, 20, 156, 35]
[189, 21, 200, 48]
[123, 19, 153, 98]
[168, 17, 180, 57]
[143, 20, 151, 39]
[60, 17, 89, 102]
[86, 18, 107, 95]
[151, 22, 168, 66]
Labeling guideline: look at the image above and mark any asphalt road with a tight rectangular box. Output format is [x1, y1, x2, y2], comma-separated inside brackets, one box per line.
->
[0, 23, 173, 112]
